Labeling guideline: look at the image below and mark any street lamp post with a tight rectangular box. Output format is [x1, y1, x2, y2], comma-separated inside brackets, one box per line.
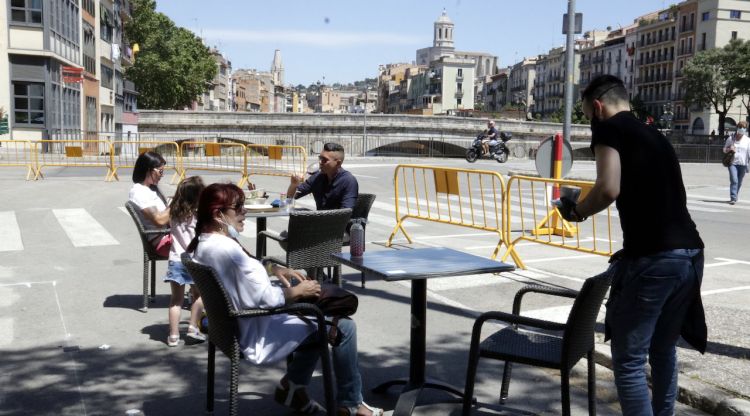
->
[362, 88, 370, 156]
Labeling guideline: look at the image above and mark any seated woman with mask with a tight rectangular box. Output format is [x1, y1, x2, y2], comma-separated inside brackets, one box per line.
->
[187, 183, 382, 416]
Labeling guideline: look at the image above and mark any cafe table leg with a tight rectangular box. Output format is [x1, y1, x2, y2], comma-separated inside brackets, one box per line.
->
[255, 217, 267, 258]
[374, 279, 467, 416]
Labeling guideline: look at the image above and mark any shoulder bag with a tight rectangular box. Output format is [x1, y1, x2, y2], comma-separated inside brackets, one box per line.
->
[722, 150, 735, 167]
[298, 282, 358, 346]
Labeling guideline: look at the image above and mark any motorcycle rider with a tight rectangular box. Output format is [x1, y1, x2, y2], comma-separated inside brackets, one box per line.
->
[482, 120, 499, 156]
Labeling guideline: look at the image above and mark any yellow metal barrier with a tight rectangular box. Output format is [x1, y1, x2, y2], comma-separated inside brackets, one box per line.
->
[502, 175, 615, 269]
[109, 141, 181, 183]
[0, 140, 36, 180]
[34, 140, 115, 180]
[179, 141, 247, 185]
[245, 144, 307, 182]
[386, 164, 516, 261]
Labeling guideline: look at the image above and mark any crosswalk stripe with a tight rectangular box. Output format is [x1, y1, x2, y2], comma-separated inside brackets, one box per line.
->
[686, 204, 729, 213]
[53, 209, 120, 247]
[0, 211, 24, 252]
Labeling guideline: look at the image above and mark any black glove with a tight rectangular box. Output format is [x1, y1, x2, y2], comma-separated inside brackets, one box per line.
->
[557, 196, 579, 222]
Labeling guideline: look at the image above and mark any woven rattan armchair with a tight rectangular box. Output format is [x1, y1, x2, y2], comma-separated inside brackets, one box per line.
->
[181, 253, 336, 416]
[259, 208, 352, 286]
[341, 194, 376, 287]
[462, 273, 612, 416]
[124, 201, 169, 312]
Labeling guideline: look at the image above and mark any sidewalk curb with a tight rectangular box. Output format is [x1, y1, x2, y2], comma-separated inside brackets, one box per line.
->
[594, 343, 750, 415]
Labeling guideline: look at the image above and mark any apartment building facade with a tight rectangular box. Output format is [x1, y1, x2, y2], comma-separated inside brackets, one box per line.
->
[507, 57, 536, 119]
[1, 0, 136, 140]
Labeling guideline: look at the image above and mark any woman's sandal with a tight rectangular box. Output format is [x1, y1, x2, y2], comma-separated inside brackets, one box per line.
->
[338, 401, 383, 416]
[167, 334, 180, 347]
[274, 380, 324, 414]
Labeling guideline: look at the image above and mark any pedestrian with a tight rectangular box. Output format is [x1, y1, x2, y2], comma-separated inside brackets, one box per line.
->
[187, 183, 382, 416]
[722, 121, 750, 205]
[164, 176, 206, 347]
[557, 75, 706, 416]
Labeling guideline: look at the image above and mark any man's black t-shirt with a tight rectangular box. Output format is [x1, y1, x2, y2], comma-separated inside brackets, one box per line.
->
[295, 168, 359, 210]
[591, 111, 703, 256]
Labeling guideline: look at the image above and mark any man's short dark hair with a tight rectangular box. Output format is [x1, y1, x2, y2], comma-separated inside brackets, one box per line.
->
[323, 142, 345, 162]
[581, 75, 628, 105]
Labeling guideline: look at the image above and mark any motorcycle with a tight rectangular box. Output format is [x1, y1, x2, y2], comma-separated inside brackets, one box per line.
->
[465, 131, 512, 163]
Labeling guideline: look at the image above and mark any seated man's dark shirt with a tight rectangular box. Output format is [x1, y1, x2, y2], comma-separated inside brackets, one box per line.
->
[295, 168, 359, 210]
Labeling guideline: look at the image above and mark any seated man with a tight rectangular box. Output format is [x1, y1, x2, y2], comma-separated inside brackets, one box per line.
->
[288, 142, 358, 210]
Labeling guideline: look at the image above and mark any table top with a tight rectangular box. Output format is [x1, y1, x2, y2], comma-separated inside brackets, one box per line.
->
[243, 207, 311, 218]
[331, 247, 515, 282]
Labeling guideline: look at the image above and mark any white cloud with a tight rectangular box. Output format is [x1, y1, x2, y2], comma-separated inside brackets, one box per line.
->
[197, 28, 423, 47]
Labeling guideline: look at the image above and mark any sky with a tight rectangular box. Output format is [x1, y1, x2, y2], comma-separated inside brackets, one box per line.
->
[155, 0, 674, 87]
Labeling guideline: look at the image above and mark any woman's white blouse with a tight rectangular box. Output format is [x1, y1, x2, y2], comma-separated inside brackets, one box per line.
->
[724, 135, 750, 166]
[192, 233, 314, 364]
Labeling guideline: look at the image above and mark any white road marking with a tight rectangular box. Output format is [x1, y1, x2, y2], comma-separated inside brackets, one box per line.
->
[53, 209, 119, 247]
[118, 206, 129, 215]
[521, 254, 601, 263]
[0, 318, 13, 347]
[686, 204, 729, 213]
[714, 257, 750, 265]
[0, 211, 24, 251]
[353, 174, 378, 179]
[702, 286, 750, 296]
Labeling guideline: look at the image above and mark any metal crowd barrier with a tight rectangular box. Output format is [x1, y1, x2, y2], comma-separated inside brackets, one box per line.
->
[34, 140, 115, 181]
[502, 175, 615, 269]
[0, 140, 37, 180]
[179, 141, 248, 185]
[386, 164, 516, 261]
[246, 144, 307, 181]
[109, 141, 181, 183]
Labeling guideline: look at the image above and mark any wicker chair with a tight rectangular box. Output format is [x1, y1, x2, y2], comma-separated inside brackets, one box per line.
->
[462, 273, 612, 416]
[124, 201, 169, 312]
[341, 194, 376, 288]
[181, 253, 336, 416]
[259, 208, 352, 286]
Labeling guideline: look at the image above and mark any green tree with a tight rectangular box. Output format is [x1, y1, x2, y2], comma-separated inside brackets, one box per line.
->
[683, 40, 746, 137]
[124, 0, 216, 109]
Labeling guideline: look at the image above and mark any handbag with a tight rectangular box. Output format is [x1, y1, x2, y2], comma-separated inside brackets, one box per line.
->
[298, 282, 359, 346]
[722, 150, 735, 167]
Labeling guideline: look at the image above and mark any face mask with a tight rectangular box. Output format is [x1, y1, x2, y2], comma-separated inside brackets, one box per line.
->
[219, 214, 240, 239]
[737, 128, 747, 136]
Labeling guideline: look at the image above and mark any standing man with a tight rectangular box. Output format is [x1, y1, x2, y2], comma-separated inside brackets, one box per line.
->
[722, 121, 750, 205]
[288, 142, 358, 210]
[557, 75, 706, 416]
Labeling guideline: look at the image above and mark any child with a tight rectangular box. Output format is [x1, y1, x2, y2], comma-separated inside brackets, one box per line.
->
[165, 176, 206, 346]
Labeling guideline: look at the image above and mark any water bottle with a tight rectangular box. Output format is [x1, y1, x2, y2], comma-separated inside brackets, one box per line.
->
[350, 219, 365, 257]
[278, 193, 287, 210]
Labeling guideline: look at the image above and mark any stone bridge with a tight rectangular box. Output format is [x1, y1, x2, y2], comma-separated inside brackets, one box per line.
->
[137, 111, 594, 159]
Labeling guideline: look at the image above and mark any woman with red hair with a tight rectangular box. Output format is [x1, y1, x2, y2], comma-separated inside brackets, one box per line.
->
[188, 183, 382, 416]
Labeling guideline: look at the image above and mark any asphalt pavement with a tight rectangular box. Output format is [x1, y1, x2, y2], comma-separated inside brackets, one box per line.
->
[0, 155, 748, 415]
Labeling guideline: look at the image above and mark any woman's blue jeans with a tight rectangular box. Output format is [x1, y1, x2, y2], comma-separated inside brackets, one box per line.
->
[606, 249, 704, 416]
[286, 318, 363, 408]
[728, 164, 747, 201]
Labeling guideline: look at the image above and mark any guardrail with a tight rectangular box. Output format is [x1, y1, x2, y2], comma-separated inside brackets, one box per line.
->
[0, 140, 36, 180]
[179, 141, 249, 185]
[246, 144, 307, 180]
[110, 141, 181, 183]
[34, 140, 115, 180]
[386, 164, 518, 262]
[502, 175, 615, 268]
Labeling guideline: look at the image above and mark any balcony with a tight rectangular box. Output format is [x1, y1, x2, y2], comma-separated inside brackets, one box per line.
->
[592, 56, 604, 64]
[455, 75, 463, 82]
[679, 23, 695, 33]
[677, 46, 693, 56]
[455, 91, 464, 98]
